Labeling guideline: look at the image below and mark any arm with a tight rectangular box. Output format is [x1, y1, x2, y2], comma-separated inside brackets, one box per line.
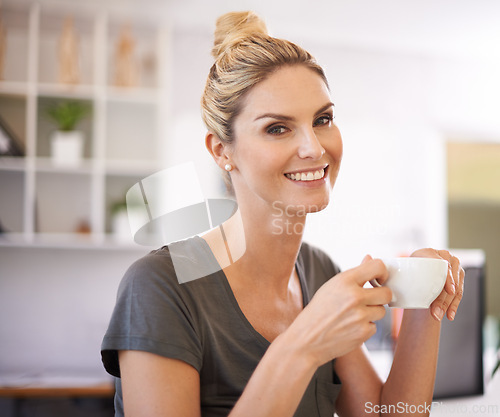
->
[119, 341, 317, 417]
[335, 315, 441, 417]
[119, 260, 392, 417]
[335, 250, 464, 417]
[119, 350, 201, 417]
[380, 249, 464, 416]
[380, 309, 441, 415]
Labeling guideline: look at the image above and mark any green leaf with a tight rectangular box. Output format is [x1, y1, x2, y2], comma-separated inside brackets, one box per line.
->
[45, 100, 91, 131]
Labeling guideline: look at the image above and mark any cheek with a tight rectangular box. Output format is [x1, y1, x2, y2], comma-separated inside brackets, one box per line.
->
[323, 131, 343, 162]
[323, 131, 343, 180]
[237, 141, 285, 174]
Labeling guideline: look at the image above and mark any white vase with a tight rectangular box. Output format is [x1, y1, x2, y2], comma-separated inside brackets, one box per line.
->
[50, 130, 84, 166]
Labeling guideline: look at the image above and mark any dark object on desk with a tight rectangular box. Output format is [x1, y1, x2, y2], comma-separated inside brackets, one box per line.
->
[0, 383, 115, 417]
[0, 114, 24, 157]
[433, 253, 485, 399]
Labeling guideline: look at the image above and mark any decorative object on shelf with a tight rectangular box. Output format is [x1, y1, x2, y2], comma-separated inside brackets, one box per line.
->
[0, 16, 6, 81]
[76, 219, 91, 234]
[46, 100, 90, 166]
[114, 23, 139, 88]
[0, 218, 7, 234]
[58, 16, 80, 85]
[0, 114, 24, 156]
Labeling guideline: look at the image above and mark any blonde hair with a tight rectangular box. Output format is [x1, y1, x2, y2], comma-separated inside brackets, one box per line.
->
[201, 11, 329, 193]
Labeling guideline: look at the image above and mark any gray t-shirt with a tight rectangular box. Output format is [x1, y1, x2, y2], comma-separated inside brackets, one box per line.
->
[101, 236, 342, 416]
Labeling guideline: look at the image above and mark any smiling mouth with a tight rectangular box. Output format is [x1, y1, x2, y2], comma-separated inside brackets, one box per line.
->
[284, 165, 328, 182]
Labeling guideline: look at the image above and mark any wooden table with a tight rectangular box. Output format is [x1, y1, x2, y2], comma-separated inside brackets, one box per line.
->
[0, 382, 115, 416]
[0, 382, 115, 398]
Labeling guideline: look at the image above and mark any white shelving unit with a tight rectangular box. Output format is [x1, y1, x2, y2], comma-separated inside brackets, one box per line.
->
[0, 1, 168, 247]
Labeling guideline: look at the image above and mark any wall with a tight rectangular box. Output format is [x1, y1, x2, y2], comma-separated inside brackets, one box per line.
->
[166, 26, 500, 270]
[0, 246, 149, 382]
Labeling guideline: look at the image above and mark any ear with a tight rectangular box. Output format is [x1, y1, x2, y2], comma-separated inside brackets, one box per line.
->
[205, 131, 232, 170]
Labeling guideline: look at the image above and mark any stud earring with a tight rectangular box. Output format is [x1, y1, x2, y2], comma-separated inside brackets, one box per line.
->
[224, 163, 233, 172]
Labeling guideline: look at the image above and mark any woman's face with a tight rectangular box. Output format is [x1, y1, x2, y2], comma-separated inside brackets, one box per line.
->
[228, 65, 343, 216]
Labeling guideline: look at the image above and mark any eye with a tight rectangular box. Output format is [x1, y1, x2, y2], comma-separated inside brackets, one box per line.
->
[266, 124, 289, 135]
[313, 114, 333, 127]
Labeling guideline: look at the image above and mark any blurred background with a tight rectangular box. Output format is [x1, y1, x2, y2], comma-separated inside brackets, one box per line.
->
[0, 0, 499, 415]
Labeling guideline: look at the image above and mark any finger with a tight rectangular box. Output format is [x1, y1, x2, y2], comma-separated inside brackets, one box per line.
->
[364, 286, 393, 306]
[349, 258, 388, 287]
[366, 304, 387, 322]
[437, 250, 457, 295]
[430, 289, 454, 321]
[446, 266, 465, 321]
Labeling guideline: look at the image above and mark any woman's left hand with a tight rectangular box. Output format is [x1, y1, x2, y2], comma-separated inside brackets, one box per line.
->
[411, 248, 465, 322]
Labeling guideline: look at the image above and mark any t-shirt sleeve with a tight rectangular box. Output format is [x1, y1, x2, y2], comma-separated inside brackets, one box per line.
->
[101, 249, 203, 378]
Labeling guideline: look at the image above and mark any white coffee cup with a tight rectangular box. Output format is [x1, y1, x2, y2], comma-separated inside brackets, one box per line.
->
[371, 257, 448, 308]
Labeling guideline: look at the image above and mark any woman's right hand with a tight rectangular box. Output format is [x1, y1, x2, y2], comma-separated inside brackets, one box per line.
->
[284, 256, 392, 368]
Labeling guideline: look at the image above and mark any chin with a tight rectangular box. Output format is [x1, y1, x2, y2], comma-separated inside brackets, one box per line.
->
[307, 202, 329, 213]
[274, 194, 331, 216]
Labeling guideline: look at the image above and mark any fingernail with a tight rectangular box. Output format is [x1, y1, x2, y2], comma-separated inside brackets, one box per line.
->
[450, 282, 456, 295]
[449, 310, 456, 321]
[433, 307, 444, 321]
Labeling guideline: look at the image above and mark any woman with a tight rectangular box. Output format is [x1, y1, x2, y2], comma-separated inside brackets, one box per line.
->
[102, 11, 464, 417]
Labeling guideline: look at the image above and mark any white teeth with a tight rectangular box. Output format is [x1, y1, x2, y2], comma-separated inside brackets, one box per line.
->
[285, 168, 326, 182]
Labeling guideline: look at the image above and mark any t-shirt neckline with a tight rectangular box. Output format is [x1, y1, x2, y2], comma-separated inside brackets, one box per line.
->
[194, 235, 310, 347]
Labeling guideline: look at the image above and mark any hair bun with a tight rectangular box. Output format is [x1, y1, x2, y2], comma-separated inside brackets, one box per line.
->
[212, 11, 268, 59]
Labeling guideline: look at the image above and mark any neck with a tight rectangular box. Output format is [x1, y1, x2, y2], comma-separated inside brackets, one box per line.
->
[222, 202, 306, 291]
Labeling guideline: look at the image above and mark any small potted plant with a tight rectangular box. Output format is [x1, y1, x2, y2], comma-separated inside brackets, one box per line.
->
[46, 100, 91, 166]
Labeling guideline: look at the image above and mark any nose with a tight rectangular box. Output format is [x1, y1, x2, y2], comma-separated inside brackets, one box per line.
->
[297, 127, 325, 160]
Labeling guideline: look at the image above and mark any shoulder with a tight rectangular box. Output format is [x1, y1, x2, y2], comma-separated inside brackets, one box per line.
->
[118, 236, 220, 295]
[102, 237, 216, 376]
[116, 245, 176, 298]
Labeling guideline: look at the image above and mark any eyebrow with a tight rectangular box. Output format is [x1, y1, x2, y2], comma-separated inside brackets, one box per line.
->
[254, 102, 335, 122]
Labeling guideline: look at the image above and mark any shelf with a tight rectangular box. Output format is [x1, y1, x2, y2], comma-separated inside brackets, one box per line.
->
[106, 86, 159, 103]
[0, 157, 26, 171]
[104, 159, 161, 176]
[0, 232, 152, 250]
[34, 157, 94, 174]
[37, 83, 95, 99]
[0, 81, 30, 96]
[0, 1, 166, 246]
